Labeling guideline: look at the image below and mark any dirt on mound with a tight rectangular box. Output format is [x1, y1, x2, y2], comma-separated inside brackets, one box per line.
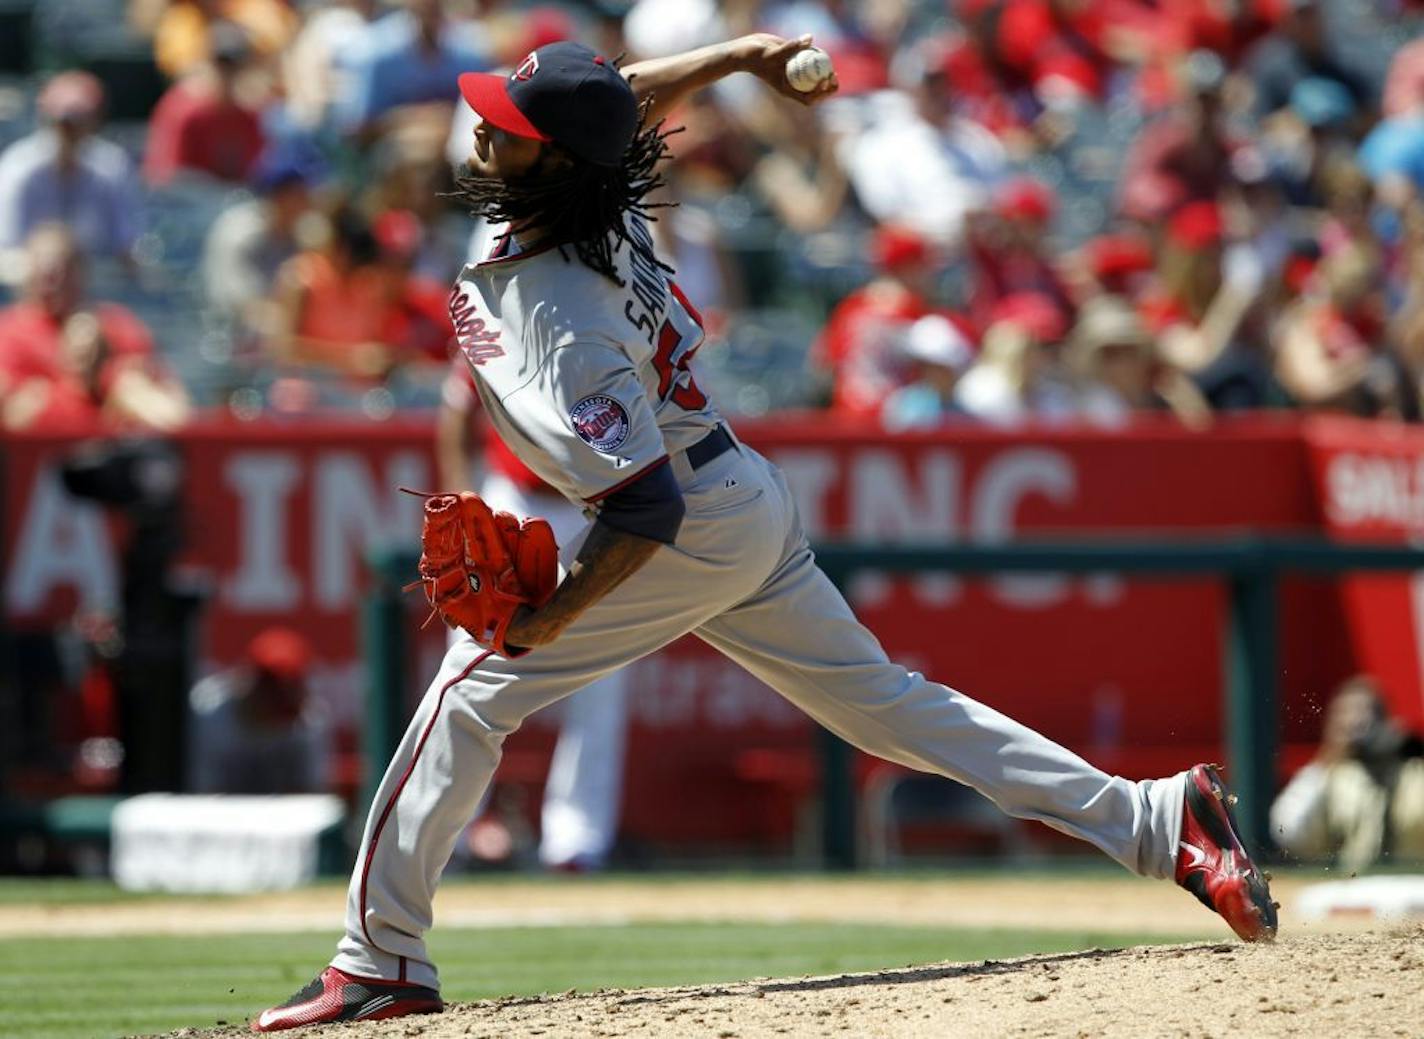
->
[180, 929, 1422, 1039]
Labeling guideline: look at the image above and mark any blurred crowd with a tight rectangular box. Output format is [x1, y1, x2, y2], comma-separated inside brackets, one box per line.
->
[1, 0, 1424, 431]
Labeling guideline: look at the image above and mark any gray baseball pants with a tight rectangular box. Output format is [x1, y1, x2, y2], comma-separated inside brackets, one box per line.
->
[333, 442, 1186, 990]
[479, 471, 629, 870]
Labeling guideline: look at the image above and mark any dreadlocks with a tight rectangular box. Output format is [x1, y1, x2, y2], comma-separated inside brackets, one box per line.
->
[447, 100, 678, 286]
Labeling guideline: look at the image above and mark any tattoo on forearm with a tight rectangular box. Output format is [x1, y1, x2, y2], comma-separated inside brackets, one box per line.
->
[571, 519, 662, 584]
[511, 521, 660, 646]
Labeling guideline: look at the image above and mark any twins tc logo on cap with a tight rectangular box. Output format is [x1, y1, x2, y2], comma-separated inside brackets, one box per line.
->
[570, 395, 631, 452]
[459, 41, 638, 168]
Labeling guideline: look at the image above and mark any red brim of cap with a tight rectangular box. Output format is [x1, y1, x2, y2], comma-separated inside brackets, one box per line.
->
[458, 72, 550, 142]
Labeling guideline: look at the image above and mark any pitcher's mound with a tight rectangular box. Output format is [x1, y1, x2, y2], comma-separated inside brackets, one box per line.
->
[188, 929, 1423, 1038]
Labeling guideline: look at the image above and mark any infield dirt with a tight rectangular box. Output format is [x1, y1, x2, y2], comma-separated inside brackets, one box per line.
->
[172, 928, 1421, 1039]
[89, 874, 1424, 1039]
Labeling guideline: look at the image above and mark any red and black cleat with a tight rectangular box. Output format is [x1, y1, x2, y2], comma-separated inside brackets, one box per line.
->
[1175, 763, 1279, 943]
[251, 966, 443, 1032]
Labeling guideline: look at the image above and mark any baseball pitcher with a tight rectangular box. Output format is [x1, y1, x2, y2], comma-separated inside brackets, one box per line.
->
[253, 34, 1277, 1031]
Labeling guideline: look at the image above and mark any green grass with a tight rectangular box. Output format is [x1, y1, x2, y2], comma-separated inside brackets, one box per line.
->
[0, 922, 1192, 1039]
[0, 878, 180, 906]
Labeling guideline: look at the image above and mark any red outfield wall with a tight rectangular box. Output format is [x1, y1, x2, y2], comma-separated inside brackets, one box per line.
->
[4, 414, 1421, 848]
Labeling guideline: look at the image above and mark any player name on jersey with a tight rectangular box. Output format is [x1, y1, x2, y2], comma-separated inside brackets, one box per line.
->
[620, 217, 668, 347]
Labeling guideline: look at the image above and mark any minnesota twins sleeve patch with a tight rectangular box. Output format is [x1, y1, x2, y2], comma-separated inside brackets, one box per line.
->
[570, 394, 631, 452]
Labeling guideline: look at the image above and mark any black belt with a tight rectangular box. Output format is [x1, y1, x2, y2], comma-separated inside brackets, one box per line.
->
[685, 424, 735, 470]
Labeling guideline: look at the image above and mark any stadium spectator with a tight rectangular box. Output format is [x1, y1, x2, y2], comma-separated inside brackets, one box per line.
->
[1244, 0, 1372, 119]
[1272, 243, 1395, 414]
[965, 176, 1075, 335]
[930, 26, 1033, 143]
[477, 6, 575, 69]
[280, 0, 381, 132]
[1221, 145, 1295, 292]
[745, 91, 848, 237]
[138, 0, 299, 80]
[837, 41, 1008, 245]
[953, 292, 1077, 424]
[647, 90, 755, 319]
[1382, 34, 1424, 119]
[622, 0, 727, 59]
[1068, 295, 1210, 426]
[880, 313, 977, 429]
[1069, 230, 1156, 303]
[1316, 156, 1382, 269]
[201, 149, 320, 335]
[988, 0, 1117, 107]
[364, 137, 464, 282]
[0, 225, 189, 431]
[1270, 675, 1424, 872]
[1385, 201, 1424, 420]
[1262, 76, 1361, 209]
[186, 627, 330, 794]
[335, 0, 490, 140]
[143, 22, 268, 186]
[811, 224, 941, 417]
[1154, 0, 1273, 67]
[269, 204, 452, 379]
[1118, 50, 1239, 226]
[1124, 0, 1268, 113]
[950, 0, 1114, 129]
[1138, 201, 1274, 409]
[0, 72, 141, 263]
[1357, 72, 1424, 204]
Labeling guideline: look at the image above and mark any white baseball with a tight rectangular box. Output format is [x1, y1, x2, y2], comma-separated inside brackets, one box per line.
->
[785, 47, 833, 93]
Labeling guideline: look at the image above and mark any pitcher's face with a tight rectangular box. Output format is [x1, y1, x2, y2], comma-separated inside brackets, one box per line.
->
[468, 122, 545, 180]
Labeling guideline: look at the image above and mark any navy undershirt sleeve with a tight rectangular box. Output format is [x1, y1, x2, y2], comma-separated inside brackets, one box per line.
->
[596, 459, 685, 544]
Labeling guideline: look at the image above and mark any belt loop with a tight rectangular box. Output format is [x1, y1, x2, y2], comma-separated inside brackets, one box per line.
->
[672, 424, 735, 486]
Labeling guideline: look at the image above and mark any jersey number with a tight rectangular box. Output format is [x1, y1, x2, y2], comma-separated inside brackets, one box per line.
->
[652, 318, 707, 411]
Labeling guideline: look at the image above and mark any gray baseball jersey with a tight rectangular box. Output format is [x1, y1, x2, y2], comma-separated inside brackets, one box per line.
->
[331, 215, 1191, 991]
[449, 215, 717, 508]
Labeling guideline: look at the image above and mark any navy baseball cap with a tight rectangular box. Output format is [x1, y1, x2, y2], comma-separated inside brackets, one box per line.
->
[459, 42, 638, 168]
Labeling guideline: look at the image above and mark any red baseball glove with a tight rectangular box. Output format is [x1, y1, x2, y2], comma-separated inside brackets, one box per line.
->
[414, 492, 558, 657]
